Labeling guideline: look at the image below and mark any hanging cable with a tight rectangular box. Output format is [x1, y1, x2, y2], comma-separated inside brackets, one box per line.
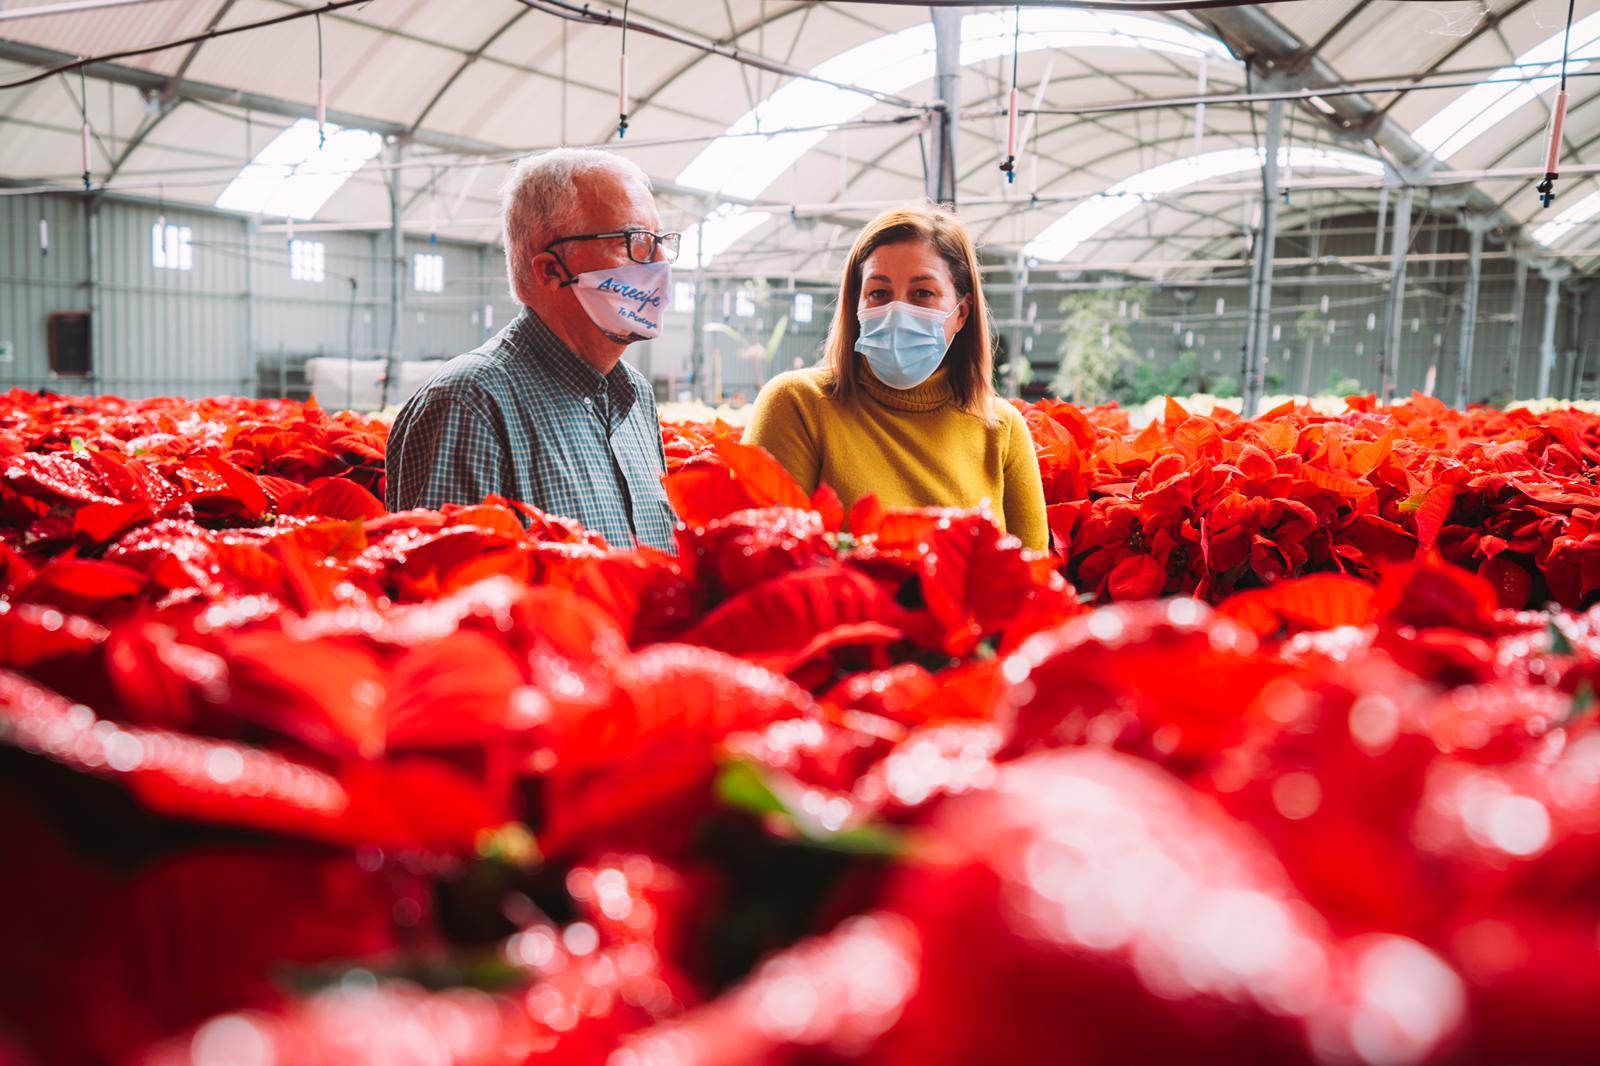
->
[0, 0, 372, 90]
[78, 66, 91, 190]
[999, 6, 1021, 183]
[617, 0, 631, 139]
[315, 11, 327, 149]
[1538, 0, 1577, 207]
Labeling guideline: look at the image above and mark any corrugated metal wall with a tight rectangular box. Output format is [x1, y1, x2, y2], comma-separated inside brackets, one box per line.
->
[0, 193, 90, 389]
[0, 191, 520, 403]
[95, 200, 250, 398]
[1017, 210, 1594, 405]
[1, 195, 1593, 406]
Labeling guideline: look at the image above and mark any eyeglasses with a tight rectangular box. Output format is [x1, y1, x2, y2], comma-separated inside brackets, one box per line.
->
[545, 229, 681, 265]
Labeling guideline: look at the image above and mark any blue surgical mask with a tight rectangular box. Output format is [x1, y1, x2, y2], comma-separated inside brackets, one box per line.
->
[854, 301, 957, 390]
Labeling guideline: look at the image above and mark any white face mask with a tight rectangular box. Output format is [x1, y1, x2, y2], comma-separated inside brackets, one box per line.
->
[564, 260, 670, 343]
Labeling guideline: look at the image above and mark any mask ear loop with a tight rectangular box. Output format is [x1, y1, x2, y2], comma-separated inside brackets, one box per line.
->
[544, 246, 580, 288]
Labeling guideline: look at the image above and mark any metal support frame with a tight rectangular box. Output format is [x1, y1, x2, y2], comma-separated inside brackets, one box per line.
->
[1009, 249, 1028, 400]
[1537, 261, 1572, 401]
[1197, 6, 1523, 245]
[1452, 212, 1495, 410]
[685, 196, 718, 403]
[1504, 255, 1530, 400]
[1379, 181, 1414, 404]
[382, 139, 406, 409]
[928, 6, 961, 205]
[1568, 281, 1588, 399]
[86, 193, 101, 396]
[244, 217, 256, 396]
[1242, 97, 1284, 419]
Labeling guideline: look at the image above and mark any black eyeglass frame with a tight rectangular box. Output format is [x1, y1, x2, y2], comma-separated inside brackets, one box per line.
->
[543, 229, 682, 266]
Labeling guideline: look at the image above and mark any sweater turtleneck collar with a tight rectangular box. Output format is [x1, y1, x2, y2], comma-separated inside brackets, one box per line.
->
[856, 362, 956, 413]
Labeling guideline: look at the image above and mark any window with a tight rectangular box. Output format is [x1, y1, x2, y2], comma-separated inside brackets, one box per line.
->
[290, 239, 325, 282]
[214, 118, 385, 221]
[734, 289, 756, 318]
[413, 253, 444, 293]
[673, 281, 696, 313]
[793, 292, 814, 323]
[151, 223, 192, 271]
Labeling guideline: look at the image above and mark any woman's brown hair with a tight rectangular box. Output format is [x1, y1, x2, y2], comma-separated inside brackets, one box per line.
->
[823, 204, 996, 421]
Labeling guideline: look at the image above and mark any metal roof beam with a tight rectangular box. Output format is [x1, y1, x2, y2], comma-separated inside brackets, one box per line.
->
[0, 37, 505, 157]
[1196, 5, 1531, 254]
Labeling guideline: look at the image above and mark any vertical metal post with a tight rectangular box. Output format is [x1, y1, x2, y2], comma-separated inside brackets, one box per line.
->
[381, 138, 406, 409]
[1380, 182, 1414, 403]
[244, 217, 257, 397]
[1452, 214, 1489, 410]
[1373, 184, 1389, 258]
[1566, 280, 1586, 398]
[1537, 262, 1571, 400]
[689, 204, 710, 402]
[1504, 254, 1529, 400]
[86, 194, 101, 397]
[1243, 96, 1283, 419]
[1009, 249, 1027, 400]
[1238, 216, 1262, 405]
[929, 6, 962, 205]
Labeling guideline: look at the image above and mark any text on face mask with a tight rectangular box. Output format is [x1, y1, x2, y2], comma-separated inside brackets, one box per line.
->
[616, 306, 660, 330]
[597, 276, 664, 314]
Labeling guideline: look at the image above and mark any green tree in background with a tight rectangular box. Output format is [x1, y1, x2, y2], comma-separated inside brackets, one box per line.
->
[1111, 349, 1241, 405]
[1051, 287, 1146, 403]
[1325, 366, 1362, 396]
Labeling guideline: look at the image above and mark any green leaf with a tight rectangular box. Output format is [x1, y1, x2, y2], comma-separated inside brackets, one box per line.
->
[715, 759, 790, 816]
[1568, 680, 1596, 725]
[1549, 618, 1576, 656]
[69, 436, 87, 453]
[715, 759, 903, 856]
[472, 822, 541, 868]
[764, 315, 790, 362]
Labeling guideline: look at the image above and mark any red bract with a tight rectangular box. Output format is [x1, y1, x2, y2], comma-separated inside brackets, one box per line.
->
[867, 750, 1468, 1066]
[15, 391, 1600, 1064]
[682, 566, 907, 679]
[538, 643, 820, 856]
[1, 666, 518, 858]
[998, 599, 1295, 768]
[677, 507, 837, 603]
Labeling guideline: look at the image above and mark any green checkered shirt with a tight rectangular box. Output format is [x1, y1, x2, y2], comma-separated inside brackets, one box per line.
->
[385, 308, 677, 552]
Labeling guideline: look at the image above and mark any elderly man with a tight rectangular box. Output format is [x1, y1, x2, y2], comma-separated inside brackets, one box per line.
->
[385, 149, 678, 552]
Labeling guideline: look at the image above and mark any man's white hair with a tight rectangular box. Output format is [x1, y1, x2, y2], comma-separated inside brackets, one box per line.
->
[500, 148, 653, 305]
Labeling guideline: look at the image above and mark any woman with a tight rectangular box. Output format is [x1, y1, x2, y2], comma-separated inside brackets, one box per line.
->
[744, 205, 1048, 550]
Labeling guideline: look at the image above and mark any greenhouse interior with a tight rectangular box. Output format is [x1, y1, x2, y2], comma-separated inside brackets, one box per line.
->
[7, 1, 1600, 1064]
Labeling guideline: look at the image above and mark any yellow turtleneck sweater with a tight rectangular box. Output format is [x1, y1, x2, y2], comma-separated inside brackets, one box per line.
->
[742, 366, 1048, 551]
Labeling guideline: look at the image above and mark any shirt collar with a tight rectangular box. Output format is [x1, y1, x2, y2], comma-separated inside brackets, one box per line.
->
[510, 307, 641, 420]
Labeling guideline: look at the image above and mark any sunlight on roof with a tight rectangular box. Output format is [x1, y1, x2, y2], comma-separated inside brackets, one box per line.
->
[215, 118, 385, 221]
[673, 8, 1231, 265]
[683, 204, 774, 270]
[1412, 11, 1600, 161]
[1534, 185, 1600, 245]
[1025, 147, 1386, 261]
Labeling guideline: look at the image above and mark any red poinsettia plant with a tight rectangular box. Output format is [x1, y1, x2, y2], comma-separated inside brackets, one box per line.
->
[5, 388, 1600, 1065]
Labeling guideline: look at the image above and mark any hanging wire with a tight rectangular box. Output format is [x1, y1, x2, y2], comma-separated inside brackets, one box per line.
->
[617, 0, 631, 139]
[315, 11, 327, 149]
[999, 6, 1021, 183]
[1537, 0, 1577, 207]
